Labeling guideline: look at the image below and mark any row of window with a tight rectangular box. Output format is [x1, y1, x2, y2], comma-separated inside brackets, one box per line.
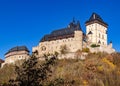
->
[98, 40, 105, 45]
[14, 55, 25, 59]
[87, 28, 107, 34]
[41, 38, 75, 46]
[41, 44, 73, 51]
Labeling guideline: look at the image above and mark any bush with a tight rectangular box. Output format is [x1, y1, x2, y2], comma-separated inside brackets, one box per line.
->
[60, 45, 69, 54]
[91, 44, 100, 48]
[82, 48, 90, 53]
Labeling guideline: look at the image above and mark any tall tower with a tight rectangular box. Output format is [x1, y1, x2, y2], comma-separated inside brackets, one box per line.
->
[85, 13, 108, 46]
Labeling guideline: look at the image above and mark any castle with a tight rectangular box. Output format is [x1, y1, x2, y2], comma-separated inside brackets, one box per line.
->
[2, 13, 115, 66]
[33, 13, 115, 57]
[1, 46, 30, 67]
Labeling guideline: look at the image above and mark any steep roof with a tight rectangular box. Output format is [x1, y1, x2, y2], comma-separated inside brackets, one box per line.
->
[85, 13, 108, 27]
[5, 46, 29, 55]
[40, 20, 82, 42]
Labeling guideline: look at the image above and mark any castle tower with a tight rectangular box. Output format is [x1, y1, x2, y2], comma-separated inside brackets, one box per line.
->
[85, 13, 108, 46]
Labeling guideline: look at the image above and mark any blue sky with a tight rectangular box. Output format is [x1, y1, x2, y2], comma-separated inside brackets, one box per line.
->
[0, 0, 120, 60]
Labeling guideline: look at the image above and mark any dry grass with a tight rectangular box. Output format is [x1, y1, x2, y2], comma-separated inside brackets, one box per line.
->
[0, 52, 120, 86]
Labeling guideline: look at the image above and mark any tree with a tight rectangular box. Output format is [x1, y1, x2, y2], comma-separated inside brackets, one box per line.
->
[9, 52, 57, 86]
[60, 45, 69, 54]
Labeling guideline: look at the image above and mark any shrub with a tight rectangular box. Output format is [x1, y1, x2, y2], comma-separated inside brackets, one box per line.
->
[82, 48, 90, 53]
[91, 44, 100, 48]
[60, 45, 69, 54]
[54, 51, 59, 57]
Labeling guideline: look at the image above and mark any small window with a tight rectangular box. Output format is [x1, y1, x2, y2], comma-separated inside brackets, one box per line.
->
[106, 31, 107, 34]
[102, 35, 104, 39]
[99, 34, 100, 38]
[98, 40, 101, 44]
[41, 46, 46, 51]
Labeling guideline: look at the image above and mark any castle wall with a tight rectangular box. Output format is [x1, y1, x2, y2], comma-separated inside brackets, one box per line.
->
[88, 45, 115, 54]
[33, 30, 83, 57]
[5, 51, 29, 64]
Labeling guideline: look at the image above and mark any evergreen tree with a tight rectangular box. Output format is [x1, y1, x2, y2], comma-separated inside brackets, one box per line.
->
[9, 52, 57, 86]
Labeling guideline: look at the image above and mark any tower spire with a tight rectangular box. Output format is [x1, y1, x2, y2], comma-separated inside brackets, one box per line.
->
[73, 17, 75, 23]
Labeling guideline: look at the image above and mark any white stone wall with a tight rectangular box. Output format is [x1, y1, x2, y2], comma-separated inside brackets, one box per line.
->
[33, 30, 83, 57]
[4, 51, 29, 64]
[86, 23, 107, 46]
[88, 46, 115, 54]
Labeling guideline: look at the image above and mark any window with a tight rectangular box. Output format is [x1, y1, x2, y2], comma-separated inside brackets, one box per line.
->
[41, 46, 46, 51]
[98, 40, 101, 44]
[106, 31, 108, 34]
[103, 42, 104, 45]
[99, 33, 100, 38]
[102, 35, 104, 39]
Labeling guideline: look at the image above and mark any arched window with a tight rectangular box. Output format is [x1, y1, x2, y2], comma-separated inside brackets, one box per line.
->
[98, 40, 101, 44]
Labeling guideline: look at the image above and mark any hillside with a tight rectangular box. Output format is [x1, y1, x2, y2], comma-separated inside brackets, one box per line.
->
[0, 52, 120, 86]
[0, 59, 4, 67]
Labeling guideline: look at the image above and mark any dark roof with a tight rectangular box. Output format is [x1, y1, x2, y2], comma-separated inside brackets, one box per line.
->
[5, 46, 29, 55]
[85, 13, 108, 26]
[40, 20, 82, 42]
[0, 59, 4, 63]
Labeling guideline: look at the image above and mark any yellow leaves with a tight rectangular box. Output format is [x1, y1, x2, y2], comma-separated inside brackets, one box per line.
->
[102, 58, 116, 70]
[83, 80, 88, 86]
[97, 65, 103, 72]
[117, 70, 120, 75]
